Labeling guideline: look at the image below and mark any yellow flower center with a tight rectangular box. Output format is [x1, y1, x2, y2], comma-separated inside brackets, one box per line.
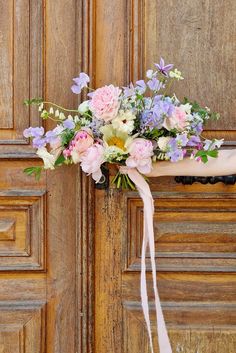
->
[107, 136, 125, 150]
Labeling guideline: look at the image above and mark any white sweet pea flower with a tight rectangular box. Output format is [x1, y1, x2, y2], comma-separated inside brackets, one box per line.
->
[169, 69, 184, 80]
[78, 100, 90, 114]
[36, 147, 57, 170]
[179, 103, 192, 114]
[112, 110, 136, 134]
[157, 136, 171, 151]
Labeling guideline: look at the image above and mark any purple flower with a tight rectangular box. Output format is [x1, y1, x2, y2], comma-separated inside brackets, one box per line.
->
[63, 119, 75, 129]
[32, 137, 46, 148]
[176, 133, 188, 146]
[135, 80, 146, 94]
[45, 125, 64, 144]
[153, 98, 174, 118]
[147, 78, 162, 91]
[71, 73, 90, 94]
[123, 83, 135, 98]
[23, 126, 44, 138]
[167, 148, 184, 162]
[190, 121, 203, 134]
[155, 58, 174, 76]
[187, 135, 201, 147]
[140, 109, 164, 131]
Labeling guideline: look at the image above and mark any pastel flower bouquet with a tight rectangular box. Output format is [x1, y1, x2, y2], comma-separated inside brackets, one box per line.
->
[23, 58, 222, 188]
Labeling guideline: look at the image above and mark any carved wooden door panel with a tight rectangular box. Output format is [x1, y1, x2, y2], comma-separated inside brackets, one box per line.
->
[93, 1, 236, 352]
[0, 1, 81, 352]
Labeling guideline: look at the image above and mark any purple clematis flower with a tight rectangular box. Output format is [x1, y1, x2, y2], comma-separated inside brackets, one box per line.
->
[71, 73, 90, 94]
[155, 58, 174, 76]
[23, 126, 44, 138]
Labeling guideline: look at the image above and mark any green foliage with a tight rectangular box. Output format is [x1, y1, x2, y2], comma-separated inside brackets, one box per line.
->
[24, 166, 43, 180]
[61, 129, 75, 147]
[195, 149, 218, 163]
[54, 154, 66, 166]
[24, 98, 43, 106]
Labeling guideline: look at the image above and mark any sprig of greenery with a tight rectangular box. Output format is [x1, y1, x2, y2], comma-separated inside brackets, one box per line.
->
[195, 149, 218, 163]
[111, 172, 136, 190]
[24, 98, 43, 106]
[24, 166, 43, 180]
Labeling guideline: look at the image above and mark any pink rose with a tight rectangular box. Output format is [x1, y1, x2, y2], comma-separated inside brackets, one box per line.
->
[63, 129, 94, 163]
[90, 85, 121, 122]
[163, 107, 188, 131]
[126, 138, 154, 174]
[80, 143, 105, 182]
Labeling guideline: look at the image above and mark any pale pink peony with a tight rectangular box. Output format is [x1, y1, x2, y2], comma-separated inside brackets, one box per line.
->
[63, 129, 94, 163]
[163, 106, 188, 131]
[80, 143, 105, 182]
[90, 85, 121, 122]
[126, 138, 154, 174]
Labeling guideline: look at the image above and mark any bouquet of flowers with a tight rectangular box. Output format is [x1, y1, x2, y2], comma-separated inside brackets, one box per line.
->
[23, 58, 222, 188]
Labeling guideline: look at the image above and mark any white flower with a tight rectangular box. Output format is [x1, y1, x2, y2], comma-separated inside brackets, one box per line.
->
[78, 100, 90, 114]
[180, 103, 192, 114]
[146, 69, 154, 79]
[36, 147, 57, 170]
[59, 112, 66, 120]
[38, 103, 44, 112]
[112, 110, 136, 134]
[169, 69, 184, 80]
[157, 137, 171, 151]
[55, 110, 60, 117]
[49, 107, 54, 114]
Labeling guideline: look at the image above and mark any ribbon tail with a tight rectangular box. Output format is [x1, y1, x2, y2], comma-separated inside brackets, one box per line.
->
[126, 169, 172, 353]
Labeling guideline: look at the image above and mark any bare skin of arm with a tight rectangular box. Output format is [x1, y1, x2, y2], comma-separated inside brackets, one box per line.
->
[146, 149, 236, 177]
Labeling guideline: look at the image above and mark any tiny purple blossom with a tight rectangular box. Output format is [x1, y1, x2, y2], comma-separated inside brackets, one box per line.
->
[63, 119, 75, 129]
[135, 80, 146, 94]
[176, 133, 189, 147]
[23, 126, 44, 138]
[32, 137, 46, 148]
[71, 73, 90, 94]
[155, 58, 174, 76]
[187, 135, 201, 147]
[123, 82, 135, 98]
[147, 78, 162, 91]
[167, 148, 184, 162]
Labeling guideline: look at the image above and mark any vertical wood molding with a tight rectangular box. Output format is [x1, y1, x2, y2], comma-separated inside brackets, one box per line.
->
[76, 2, 95, 353]
[127, 0, 145, 83]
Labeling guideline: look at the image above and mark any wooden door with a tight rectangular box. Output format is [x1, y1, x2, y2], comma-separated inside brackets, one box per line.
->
[91, 1, 236, 352]
[0, 1, 85, 352]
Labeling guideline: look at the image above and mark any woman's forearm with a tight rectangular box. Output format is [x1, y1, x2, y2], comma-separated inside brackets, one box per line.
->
[146, 149, 236, 177]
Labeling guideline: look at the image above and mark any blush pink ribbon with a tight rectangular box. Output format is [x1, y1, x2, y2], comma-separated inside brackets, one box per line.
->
[120, 167, 172, 353]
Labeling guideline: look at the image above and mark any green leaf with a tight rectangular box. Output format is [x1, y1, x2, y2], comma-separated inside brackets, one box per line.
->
[201, 155, 208, 163]
[207, 150, 218, 158]
[24, 166, 42, 181]
[61, 129, 75, 147]
[55, 154, 66, 166]
[24, 98, 43, 106]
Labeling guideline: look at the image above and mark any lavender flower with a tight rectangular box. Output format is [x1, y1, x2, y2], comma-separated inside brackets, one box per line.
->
[153, 98, 174, 118]
[155, 58, 173, 76]
[187, 135, 201, 147]
[147, 78, 162, 91]
[32, 137, 46, 148]
[166, 138, 184, 162]
[63, 118, 75, 129]
[176, 133, 188, 147]
[71, 73, 90, 94]
[23, 126, 44, 138]
[123, 83, 136, 98]
[135, 80, 146, 94]
[140, 110, 163, 131]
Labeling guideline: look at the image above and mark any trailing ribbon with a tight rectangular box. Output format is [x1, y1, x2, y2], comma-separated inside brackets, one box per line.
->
[120, 167, 172, 353]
